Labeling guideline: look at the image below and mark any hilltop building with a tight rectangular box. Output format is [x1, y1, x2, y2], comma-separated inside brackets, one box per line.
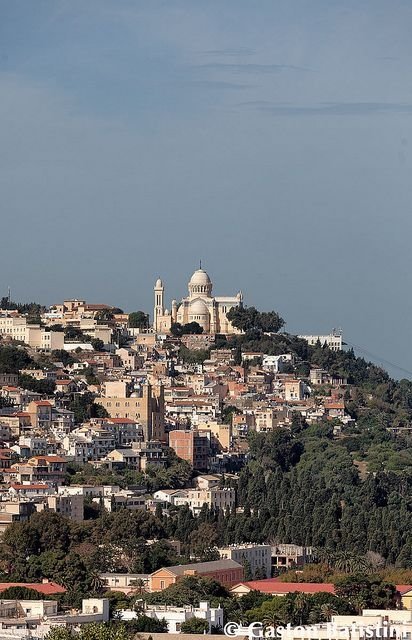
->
[153, 267, 243, 334]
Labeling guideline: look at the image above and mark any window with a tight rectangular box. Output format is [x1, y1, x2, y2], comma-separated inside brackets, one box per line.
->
[160, 580, 165, 589]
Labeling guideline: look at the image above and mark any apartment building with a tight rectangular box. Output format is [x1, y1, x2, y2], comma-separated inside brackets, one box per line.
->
[187, 487, 236, 515]
[0, 316, 64, 350]
[41, 492, 84, 522]
[26, 400, 53, 430]
[122, 601, 223, 633]
[219, 543, 272, 578]
[271, 543, 315, 570]
[168, 429, 211, 471]
[95, 382, 165, 441]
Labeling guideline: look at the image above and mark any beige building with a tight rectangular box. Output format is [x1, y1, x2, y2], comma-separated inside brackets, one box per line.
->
[116, 348, 143, 370]
[96, 382, 165, 441]
[153, 267, 243, 334]
[197, 420, 232, 450]
[188, 487, 236, 515]
[0, 316, 64, 350]
[298, 330, 343, 351]
[219, 543, 272, 579]
[41, 493, 84, 522]
[254, 408, 279, 432]
[284, 379, 306, 402]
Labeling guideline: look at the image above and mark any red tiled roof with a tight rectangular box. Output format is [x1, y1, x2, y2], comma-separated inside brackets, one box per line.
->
[0, 581, 66, 595]
[106, 418, 136, 424]
[29, 455, 66, 463]
[238, 580, 335, 594]
[396, 584, 412, 594]
[10, 483, 50, 490]
[33, 401, 52, 406]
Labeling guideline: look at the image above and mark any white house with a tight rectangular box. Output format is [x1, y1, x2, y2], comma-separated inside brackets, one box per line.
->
[121, 601, 223, 633]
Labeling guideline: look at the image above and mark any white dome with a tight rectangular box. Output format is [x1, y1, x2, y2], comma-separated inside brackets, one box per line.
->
[189, 269, 211, 286]
[155, 278, 163, 288]
[189, 298, 209, 315]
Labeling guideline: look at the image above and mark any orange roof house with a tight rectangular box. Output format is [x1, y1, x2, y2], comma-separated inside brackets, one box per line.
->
[0, 580, 66, 595]
[150, 559, 244, 592]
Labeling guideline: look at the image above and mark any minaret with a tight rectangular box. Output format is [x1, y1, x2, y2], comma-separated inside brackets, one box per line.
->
[154, 278, 164, 331]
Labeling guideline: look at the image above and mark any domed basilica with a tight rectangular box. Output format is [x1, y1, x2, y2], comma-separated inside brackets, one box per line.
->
[153, 267, 243, 334]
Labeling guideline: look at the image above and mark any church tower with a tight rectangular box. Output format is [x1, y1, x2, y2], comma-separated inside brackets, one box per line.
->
[153, 278, 164, 332]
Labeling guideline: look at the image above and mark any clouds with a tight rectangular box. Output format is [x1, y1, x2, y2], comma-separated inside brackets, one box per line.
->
[235, 101, 412, 116]
[196, 62, 312, 74]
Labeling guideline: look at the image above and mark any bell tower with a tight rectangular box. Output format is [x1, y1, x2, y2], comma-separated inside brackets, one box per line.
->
[153, 278, 164, 331]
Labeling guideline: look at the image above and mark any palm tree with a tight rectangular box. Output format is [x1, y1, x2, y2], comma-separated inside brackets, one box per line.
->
[351, 595, 367, 615]
[262, 611, 286, 634]
[130, 577, 147, 595]
[320, 603, 338, 622]
[334, 551, 371, 574]
[315, 548, 337, 569]
[293, 593, 309, 625]
[89, 571, 104, 593]
[334, 551, 354, 573]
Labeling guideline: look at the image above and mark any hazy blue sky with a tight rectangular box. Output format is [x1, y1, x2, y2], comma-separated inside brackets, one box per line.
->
[1, 1, 412, 377]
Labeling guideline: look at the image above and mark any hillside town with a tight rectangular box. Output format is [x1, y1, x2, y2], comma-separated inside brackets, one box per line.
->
[0, 269, 347, 528]
[0, 269, 411, 639]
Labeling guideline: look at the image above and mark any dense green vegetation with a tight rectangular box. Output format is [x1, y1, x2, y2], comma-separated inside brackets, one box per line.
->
[67, 392, 109, 423]
[0, 345, 34, 373]
[128, 311, 149, 329]
[45, 623, 131, 639]
[178, 344, 210, 364]
[66, 448, 192, 491]
[171, 321, 204, 336]
[227, 305, 285, 334]
[19, 373, 56, 394]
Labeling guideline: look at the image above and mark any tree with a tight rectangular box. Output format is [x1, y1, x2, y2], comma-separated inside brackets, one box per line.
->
[52, 349, 76, 366]
[126, 615, 168, 633]
[68, 393, 109, 423]
[171, 322, 203, 336]
[181, 617, 209, 634]
[45, 630, 75, 640]
[178, 345, 210, 364]
[65, 326, 88, 342]
[0, 586, 44, 600]
[189, 522, 219, 557]
[95, 310, 114, 323]
[128, 311, 149, 329]
[0, 345, 33, 372]
[49, 324, 65, 332]
[91, 338, 105, 352]
[234, 344, 242, 366]
[320, 603, 338, 622]
[182, 322, 203, 335]
[19, 373, 56, 395]
[130, 578, 147, 595]
[334, 575, 398, 612]
[144, 575, 230, 607]
[227, 306, 285, 334]
[293, 593, 309, 625]
[46, 624, 131, 639]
